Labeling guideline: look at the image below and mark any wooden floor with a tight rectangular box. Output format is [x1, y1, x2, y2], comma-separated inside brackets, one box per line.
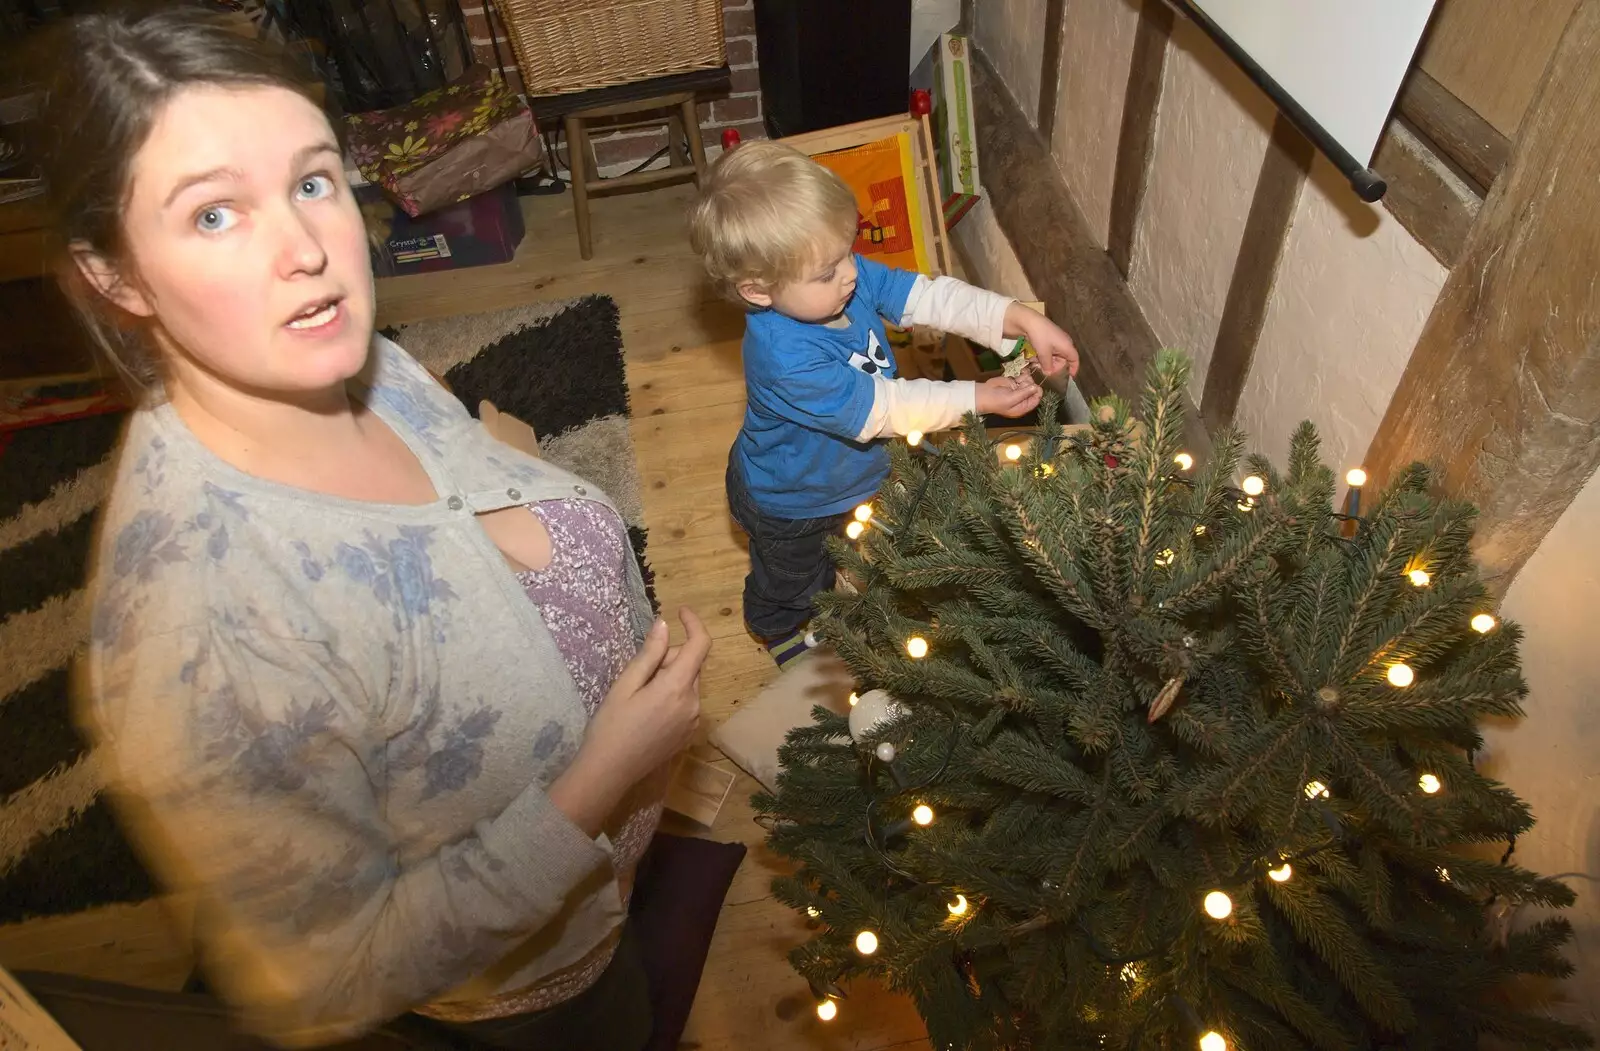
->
[0, 185, 930, 1050]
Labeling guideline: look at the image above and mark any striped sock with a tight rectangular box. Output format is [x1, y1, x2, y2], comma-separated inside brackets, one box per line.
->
[767, 629, 816, 668]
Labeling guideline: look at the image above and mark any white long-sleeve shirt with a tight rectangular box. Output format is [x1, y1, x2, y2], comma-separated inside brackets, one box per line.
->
[852, 274, 1018, 442]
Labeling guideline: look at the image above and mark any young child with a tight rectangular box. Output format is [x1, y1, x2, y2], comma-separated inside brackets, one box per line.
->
[689, 141, 1080, 667]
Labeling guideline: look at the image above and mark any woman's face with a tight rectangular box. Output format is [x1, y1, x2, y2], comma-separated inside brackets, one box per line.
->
[106, 83, 374, 396]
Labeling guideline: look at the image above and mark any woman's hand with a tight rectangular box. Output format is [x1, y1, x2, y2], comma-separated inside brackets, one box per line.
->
[976, 374, 1043, 418]
[548, 608, 711, 836]
[1004, 303, 1080, 379]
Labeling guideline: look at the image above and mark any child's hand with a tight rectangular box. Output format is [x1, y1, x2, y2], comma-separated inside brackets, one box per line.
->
[1005, 303, 1080, 379]
[976, 375, 1042, 418]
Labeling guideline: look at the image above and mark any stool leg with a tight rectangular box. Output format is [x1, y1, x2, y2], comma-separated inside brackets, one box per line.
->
[565, 114, 594, 260]
[668, 112, 689, 169]
[682, 98, 708, 185]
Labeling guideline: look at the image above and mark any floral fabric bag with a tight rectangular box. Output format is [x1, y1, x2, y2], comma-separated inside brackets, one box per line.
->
[345, 66, 540, 218]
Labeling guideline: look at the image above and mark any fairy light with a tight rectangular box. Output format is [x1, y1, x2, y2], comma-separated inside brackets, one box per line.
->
[1241, 475, 1265, 497]
[1004, 443, 1023, 462]
[855, 930, 879, 955]
[845, 520, 866, 540]
[848, 692, 859, 707]
[1203, 891, 1233, 920]
[912, 804, 935, 826]
[1236, 497, 1255, 512]
[1438, 866, 1452, 883]
[806, 906, 821, 918]
[1305, 780, 1330, 800]
[906, 635, 929, 659]
[1471, 613, 1497, 633]
[1174, 452, 1194, 471]
[1036, 462, 1055, 477]
[1387, 663, 1415, 688]
[1193, 524, 1207, 536]
[1155, 548, 1175, 567]
[816, 998, 838, 1021]
[1408, 568, 1431, 587]
[1200, 1032, 1228, 1051]
[1268, 862, 1293, 883]
[1119, 963, 1139, 983]
[947, 894, 969, 917]
[854, 503, 873, 523]
[1419, 773, 1442, 795]
[1346, 468, 1368, 488]
[906, 430, 924, 447]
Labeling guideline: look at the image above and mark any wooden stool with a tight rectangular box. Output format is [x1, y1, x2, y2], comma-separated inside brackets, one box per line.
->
[531, 67, 730, 260]
[564, 92, 706, 259]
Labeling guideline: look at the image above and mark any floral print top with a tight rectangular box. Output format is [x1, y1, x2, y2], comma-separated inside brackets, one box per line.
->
[81, 336, 656, 1047]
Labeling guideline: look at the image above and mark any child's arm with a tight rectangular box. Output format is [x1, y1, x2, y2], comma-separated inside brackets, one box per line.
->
[757, 346, 1039, 444]
[899, 276, 1080, 378]
[853, 374, 1041, 441]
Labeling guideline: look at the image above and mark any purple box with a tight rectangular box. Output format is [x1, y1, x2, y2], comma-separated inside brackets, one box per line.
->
[359, 182, 526, 276]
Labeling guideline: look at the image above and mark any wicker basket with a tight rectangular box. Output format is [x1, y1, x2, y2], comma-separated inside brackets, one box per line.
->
[500, 0, 727, 97]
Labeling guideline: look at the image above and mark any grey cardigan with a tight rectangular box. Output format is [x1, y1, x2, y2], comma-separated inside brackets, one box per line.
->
[82, 336, 655, 1047]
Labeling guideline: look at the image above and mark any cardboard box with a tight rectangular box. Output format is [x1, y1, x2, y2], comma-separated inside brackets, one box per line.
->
[931, 33, 980, 199]
[358, 182, 525, 277]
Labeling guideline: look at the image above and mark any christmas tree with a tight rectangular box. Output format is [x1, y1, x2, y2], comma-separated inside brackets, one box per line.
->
[757, 351, 1592, 1051]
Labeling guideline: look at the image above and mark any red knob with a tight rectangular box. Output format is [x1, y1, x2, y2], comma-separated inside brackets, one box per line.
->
[910, 88, 932, 116]
[721, 128, 742, 150]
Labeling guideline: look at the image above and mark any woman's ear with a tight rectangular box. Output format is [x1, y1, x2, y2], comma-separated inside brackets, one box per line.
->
[736, 279, 773, 309]
[70, 244, 154, 317]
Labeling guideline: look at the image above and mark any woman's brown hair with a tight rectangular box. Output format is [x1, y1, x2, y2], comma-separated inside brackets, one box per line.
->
[34, 6, 322, 396]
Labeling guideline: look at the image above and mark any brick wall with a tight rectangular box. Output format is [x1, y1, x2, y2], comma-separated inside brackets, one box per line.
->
[462, 0, 767, 177]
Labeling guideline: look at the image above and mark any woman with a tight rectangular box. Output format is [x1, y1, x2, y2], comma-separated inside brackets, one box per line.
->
[43, 9, 709, 1049]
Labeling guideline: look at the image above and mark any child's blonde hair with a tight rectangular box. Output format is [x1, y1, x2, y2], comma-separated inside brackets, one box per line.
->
[689, 141, 858, 299]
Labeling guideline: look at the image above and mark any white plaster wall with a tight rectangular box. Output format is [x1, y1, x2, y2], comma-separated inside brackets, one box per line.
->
[974, 0, 1048, 127]
[1127, 18, 1276, 403]
[1049, 0, 1141, 248]
[1483, 467, 1600, 1030]
[1234, 153, 1446, 473]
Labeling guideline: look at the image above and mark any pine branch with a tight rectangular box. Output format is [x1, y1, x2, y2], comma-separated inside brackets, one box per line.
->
[1262, 878, 1415, 1028]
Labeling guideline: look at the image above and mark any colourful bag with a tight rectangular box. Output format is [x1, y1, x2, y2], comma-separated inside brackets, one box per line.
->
[344, 66, 540, 218]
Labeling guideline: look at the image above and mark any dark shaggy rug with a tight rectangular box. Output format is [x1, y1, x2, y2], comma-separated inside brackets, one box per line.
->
[0, 294, 652, 925]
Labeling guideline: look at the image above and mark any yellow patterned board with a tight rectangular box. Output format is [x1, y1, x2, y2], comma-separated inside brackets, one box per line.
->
[812, 131, 933, 276]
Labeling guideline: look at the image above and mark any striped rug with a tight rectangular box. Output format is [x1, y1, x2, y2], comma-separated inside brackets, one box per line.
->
[0, 294, 650, 924]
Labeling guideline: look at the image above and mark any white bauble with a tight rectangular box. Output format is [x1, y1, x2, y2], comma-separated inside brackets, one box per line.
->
[848, 689, 907, 743]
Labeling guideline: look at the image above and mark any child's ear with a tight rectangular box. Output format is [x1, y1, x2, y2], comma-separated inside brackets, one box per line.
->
[736, 279, 773, 309]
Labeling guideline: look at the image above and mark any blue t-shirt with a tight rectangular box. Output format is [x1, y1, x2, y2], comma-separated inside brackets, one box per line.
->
[732, 256, 921, 519]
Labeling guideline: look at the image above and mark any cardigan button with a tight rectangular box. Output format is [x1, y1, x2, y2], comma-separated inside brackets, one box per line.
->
[447, 495, 464, 510]
[507, 488, 522, 500]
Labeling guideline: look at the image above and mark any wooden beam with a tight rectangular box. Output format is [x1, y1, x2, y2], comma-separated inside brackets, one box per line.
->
[1364, 0, 1600, 595]
[971, 50, 1210, 456]
[1395, 68, 1512, 195]
[1199, 114, 1314, 433]
[1038, 0, 1068, 145]
[1371, 118, 1481, 269]
[1107, 0, 1174, 277]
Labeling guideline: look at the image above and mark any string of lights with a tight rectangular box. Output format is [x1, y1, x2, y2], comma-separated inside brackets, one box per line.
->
[806, 412, 1509, 1045]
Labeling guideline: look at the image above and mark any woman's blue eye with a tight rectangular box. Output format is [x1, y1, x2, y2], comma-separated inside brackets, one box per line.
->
[296, 174, 335, 200]
[195, 205, 238, 233]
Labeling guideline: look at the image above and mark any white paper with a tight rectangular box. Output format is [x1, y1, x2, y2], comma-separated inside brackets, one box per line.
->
[0, 969, 81, 1051]
[910, 0, 962, 71]
[1191, 0, 1438, 166]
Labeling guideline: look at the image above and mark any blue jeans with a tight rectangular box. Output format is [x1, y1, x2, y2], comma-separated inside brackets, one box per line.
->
[725, 456, 849, 641]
